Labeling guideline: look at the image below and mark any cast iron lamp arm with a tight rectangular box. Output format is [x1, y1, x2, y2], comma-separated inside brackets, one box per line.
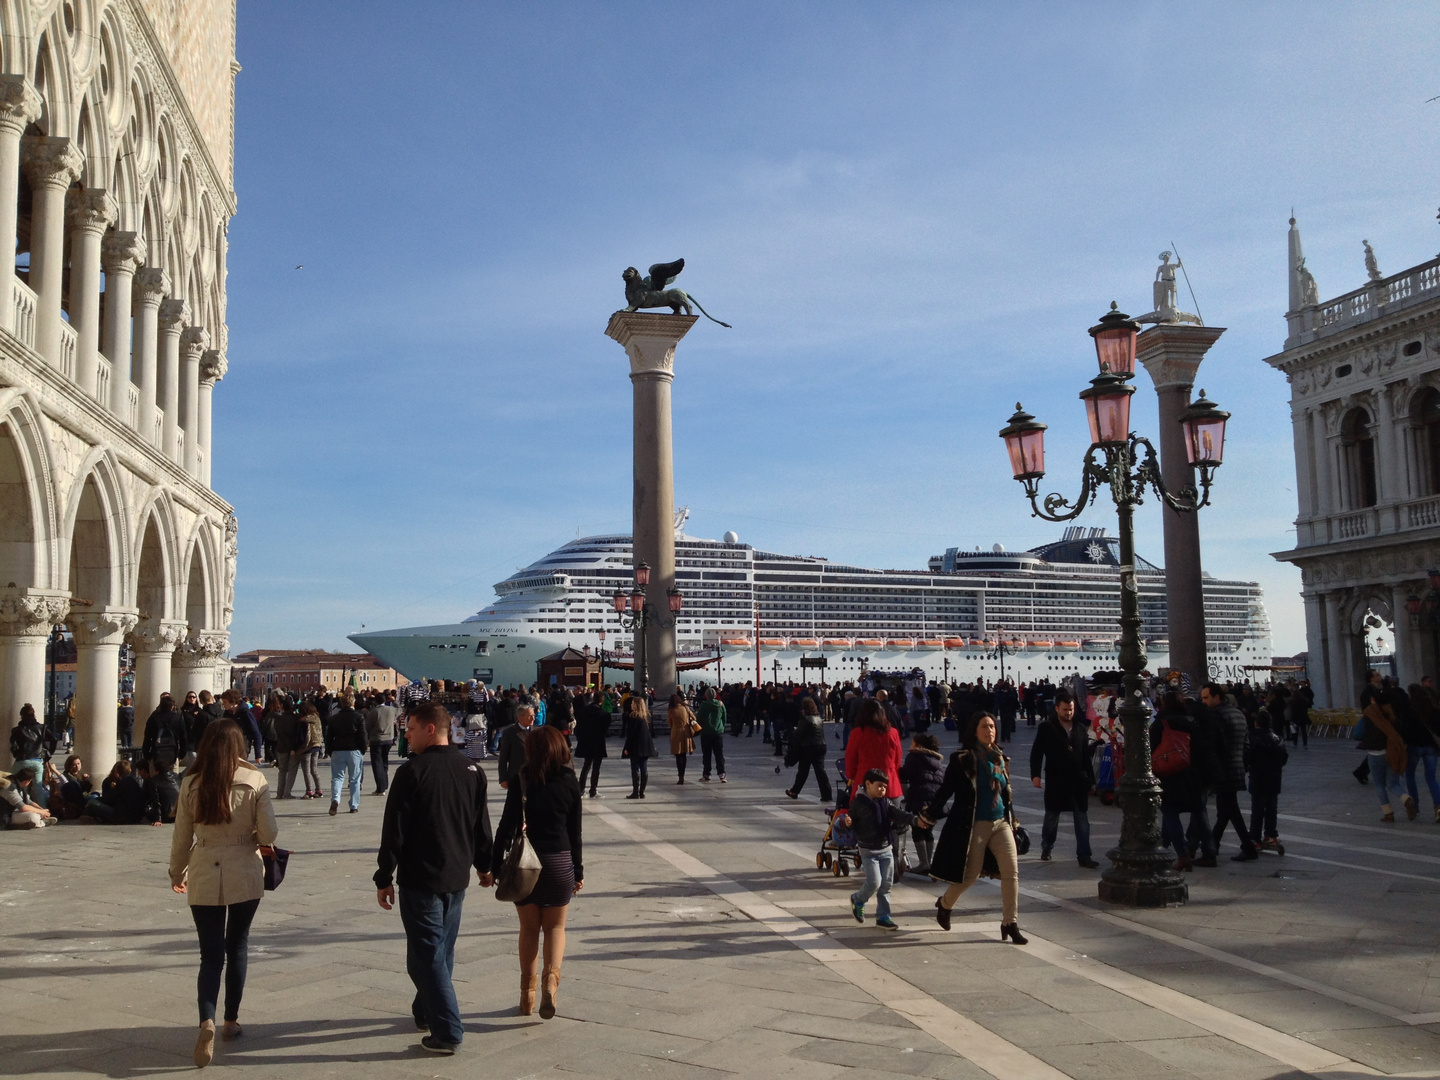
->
[1130, 435, 1214, 512]
[1022, 444, 1107, 522]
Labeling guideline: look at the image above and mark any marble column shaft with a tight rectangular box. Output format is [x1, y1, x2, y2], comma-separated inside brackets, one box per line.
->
[129, 619, 188, 719]
[158, 299, 187, 463]
[66, 190, 117, 400]
[21, 136, 82, 369]
[180, 326, 207, 475]
[0, 78, 40, 336]
[71, 609, 138, 777]
[198, 350, 227, 487]
[102, 232, 144, 419]
[0, 590, 69, 768]
[131, 269, 168, 448]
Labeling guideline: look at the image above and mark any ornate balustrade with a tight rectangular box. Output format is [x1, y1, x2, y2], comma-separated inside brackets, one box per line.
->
[1299, 256, 1440, 342]
[96, 354, 111, 407]
[12, 279, 35, 350]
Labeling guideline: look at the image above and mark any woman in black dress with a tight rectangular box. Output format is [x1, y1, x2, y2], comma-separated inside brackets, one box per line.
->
[492, 725, 583, 1019]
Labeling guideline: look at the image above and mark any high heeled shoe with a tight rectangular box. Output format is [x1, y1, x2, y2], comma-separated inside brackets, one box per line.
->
[539, 964, 562, 1019]
[1000, 922, 1028, 945]
[518, 974, 538, 1016]
[934, 898, 951, 932]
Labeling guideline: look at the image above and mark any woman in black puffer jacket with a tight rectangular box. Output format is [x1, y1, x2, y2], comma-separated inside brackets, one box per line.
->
[899, 734, 946, 872]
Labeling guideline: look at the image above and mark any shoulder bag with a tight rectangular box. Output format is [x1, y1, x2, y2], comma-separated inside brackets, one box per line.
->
[260, 845, 289, 890]
[494, 780, 543, 903]
[1152, 718, 1192, 778]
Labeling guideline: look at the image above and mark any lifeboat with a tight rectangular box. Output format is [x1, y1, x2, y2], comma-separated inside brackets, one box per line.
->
[855, 638, 883, 651]
[719, 637, 753, 653]
[918, 639, 945, 651]
[1025, 640, 1053, 652]
[1147, 638, 1171, 653]
[790, 637, 820, 651]
[1053, 640, 1080, 652]
[1081, 639, 1115, 653]
[758, 638, 788, 650]
[963, 639, 987, 653]
[1002, 639, 1025, 650]
[884, 638, 914, 651]
[943, 638, 965, 650]
[822, 637, 852, 651]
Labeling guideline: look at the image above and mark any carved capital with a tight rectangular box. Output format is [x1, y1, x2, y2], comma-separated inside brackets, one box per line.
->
[21, 136, 82, 191]
[101, 231, 145, 275]
[70, 608, 139, 648]
[66, 188, 117, 234]
[174, 631, 228, 668]
[199, 349, 228, 384]
[0, 588, 70, 638]
[180, 325, 209, 359]
[0, 75, 42, 136]
[605, 311, 697, 382]
[134, 268, 170, 308]
[158, 297, 189, 332]
[130, 618, 189, 654]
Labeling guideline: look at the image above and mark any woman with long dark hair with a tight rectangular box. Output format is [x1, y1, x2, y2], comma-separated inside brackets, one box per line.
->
[296, 701, 324, 799]
[492, 725, 583, 1019]
[169, 719, 278, 1066]
[667, 692, 697, 784]
[843, 698, 905, 799]
[918, 711, 1026, 944]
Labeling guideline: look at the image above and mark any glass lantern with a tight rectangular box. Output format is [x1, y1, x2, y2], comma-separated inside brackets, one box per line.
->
[667, 587, 684, 614]
[1088, 303, 1140, 377]
[1079, 372, 1134, 445]
[634, 560, 651, 588]
[1178, 391, 1230, 466]
[998, 403, 1048, 480]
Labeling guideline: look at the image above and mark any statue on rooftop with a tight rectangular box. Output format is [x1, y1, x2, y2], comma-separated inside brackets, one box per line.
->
[1296, 256, 1319, 307]
[621, 258, 731, 327]
[1363, 240, 1383, 282]
[1137, 251, 1202, 325]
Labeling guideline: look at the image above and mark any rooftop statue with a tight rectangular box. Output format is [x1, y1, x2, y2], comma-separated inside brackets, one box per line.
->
[1296, 256, 1319, 307]
[1363, 240, 1383, 282]
[622, 258, 731, 327]
[1137, 251, 1202, 325]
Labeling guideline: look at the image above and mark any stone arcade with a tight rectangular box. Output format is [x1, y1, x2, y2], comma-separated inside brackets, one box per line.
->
[0, 0, 238, 773]
[1268, 216, 1440, 707]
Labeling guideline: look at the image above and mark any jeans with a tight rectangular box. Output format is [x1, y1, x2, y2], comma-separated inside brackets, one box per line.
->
[700, 732, 725, 778]
[152, 769, 180, 821]
[1371, 751, 1407, 810]
[850, 846, 893, 920]
[1161, 807, 1188, 859]
[1040, 794, 1092, 860]
[330, 749, 364, 809]
[1212, 788, 1256, 853]
[629, 755, 649, 793]
[1406, 745, 1440, 806]
[674, 753, 687, 781]
[300, 749, 321, 794]
[371, 741, 394, 794]
[274, 751, 297, 797]
[579, 757, 602, 794]
[1185, 789, 1217, 859]
[398, 887, 465, 1047]
[1249, 792, 1278, 842]
[790, 750, 832, 801]
[191, 898, 260, 1024]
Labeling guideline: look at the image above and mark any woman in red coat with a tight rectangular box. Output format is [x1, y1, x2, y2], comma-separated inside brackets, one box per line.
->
[844, 699, 904, 798]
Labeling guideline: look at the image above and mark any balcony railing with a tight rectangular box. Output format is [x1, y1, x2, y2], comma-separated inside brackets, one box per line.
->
[1337, 512, 1370, 540]
[96, 354, 111, 407]
[12, 279, 35, 350]
[152, 408, 164, 451]
[127, 384, 139, 429]
[1297, 256, 1440, 343]
[57, 319, 76, 380]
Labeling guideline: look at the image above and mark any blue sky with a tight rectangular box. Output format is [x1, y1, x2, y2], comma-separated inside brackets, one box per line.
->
[220, 3, 1440, 657]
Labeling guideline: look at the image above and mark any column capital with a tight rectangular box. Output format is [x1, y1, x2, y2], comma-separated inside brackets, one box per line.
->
[181, 325, 209, 358]
[158, 297, 189, 331]
[66, 187, 117, 235]
[0, 75, 42, 137]
[130, 618, 189, 654]
[101, 230, 145, 274]
[200, 348, 228, 385]
[0, 587, 70, 637]
[174, 630, 228, 668]
[134, 267, 169, 308]
[605, 311, 697, 380]
[1136, 324, 1227, 392]
[70, 608, 139, 647]
[21, 135, 82, 191]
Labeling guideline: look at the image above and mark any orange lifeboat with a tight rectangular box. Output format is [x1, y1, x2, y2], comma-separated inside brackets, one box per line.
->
[822, 637, 852, 651]
[943, 637, 965, 650]
[719, 637, 752, 653]
[855, 638, 883, 651]
[884, 638, 914, 651]
[758, 638, 787, 650]
[1054, 640, 1079, 652]
[918, 639, 944, 651]
[1025, 640, 1053, 652]
[790, 637, 820, 651]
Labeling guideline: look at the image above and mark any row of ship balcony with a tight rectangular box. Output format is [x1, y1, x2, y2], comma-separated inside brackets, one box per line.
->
[705, 635, 1179, 655]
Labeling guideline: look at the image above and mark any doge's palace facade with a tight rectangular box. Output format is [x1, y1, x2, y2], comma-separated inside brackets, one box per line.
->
[1267, 216, 1440, 708]
[0, 0, 238, 772]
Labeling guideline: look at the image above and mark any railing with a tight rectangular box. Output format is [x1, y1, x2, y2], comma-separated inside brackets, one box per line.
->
[1337, 511, 1369, 539]
[1302, 256, 1440, 341]
[1407, 496, 1440, 529]
[11, 279, 35, 349]
[152, 408, 164, 451]
[126, 384, 139, 429]
[95, 354, 111, 407]
[57, 320, 76, 380]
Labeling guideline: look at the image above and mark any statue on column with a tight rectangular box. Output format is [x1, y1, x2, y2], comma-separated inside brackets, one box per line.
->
[1296, 256, 1319, 307]
[1137, 252, 1202, 326]
[223, 514, 238, 628]
[621, 258, 731, 327]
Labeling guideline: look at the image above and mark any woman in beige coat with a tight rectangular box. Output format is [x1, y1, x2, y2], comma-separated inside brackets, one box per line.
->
[169, 719, 278, 1067]
[667, 692, 698, 784]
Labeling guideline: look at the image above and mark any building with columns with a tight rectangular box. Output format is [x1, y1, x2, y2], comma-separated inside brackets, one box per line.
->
[0, 0, 239, 774]
[1266, 216, 1440, 707]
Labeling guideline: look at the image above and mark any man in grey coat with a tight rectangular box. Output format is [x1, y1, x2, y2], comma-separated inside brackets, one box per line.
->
[1201, 683, 1258, 861]
[496, 704, 535, 789]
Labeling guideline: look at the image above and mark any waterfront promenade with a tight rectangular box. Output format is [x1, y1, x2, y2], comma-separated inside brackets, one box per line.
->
[2, 728, 1437, 1079]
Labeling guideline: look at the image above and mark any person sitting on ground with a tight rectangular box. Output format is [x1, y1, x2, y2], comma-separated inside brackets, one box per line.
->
[53, 753, 93, 818]
[80, 759, 164, 825]
[9, 703, 56, 809]
[1, 766, 53, 828]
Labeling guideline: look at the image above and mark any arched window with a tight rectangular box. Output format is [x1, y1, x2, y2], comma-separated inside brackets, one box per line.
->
[1414, 389, 1440, 497]
[1341, 407, 1378, 509]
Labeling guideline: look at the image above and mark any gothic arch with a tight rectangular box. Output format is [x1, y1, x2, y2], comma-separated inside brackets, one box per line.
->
[58, 446, 130, 610]
[130, 487, 179, 621]
[180, 518, 219, 632]
[0, 388, 60, 590]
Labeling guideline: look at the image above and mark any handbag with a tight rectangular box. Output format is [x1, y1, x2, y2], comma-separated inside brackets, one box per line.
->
[1012, 824, 1031, 857]
[260, 845, 289, 891]
[494, 781, 543, 903]
[1153, 717, 1191, 778]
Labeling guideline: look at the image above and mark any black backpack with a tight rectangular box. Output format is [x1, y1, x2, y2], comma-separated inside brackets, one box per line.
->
[151, 718, 180, 768]
[9, 722, 48, 762]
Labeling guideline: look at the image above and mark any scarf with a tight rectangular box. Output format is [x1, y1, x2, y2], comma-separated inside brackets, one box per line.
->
[1363, 702, 1408, 775]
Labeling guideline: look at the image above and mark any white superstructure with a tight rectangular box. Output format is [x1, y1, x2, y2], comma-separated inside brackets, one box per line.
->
[350, 525, 1271, 687]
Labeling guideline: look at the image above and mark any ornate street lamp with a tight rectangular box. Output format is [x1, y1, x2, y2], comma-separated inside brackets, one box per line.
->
[999, 304, 1230, 908]
[612, 561, 680, 694]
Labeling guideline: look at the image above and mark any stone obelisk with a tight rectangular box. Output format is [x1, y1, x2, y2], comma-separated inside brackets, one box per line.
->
[605, 311, 697, 699]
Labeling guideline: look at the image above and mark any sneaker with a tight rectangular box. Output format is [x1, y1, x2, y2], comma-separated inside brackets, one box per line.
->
[875, 916, 899, 930]
[329, 800, 339, 816]
[1404, 796, 1419, 821]
[348, 807, 359, 814]
[1040, 849, 1052, 861]
[414, 1016, 429, 1031]
[850, 900, 864, 923]
[419, 1035, 456, 1055]
[720, 776, 728, 783]
[700, 777, 711, 783]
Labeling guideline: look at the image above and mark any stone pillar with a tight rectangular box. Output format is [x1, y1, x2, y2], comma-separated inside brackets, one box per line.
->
[0, 78, 41, 336]
[173, 632, 228, 699]
[71, 609, 138, 775]
[1302, 592, 1328, 707]
[1291, 407, 1316, 523]
[180, 326, 207, 476]
[130, 619, 187, 719]
[605, 311, 697, 700]
[0, 589, 69, 768]
[198, 350, 227, 488]
[1390, 584, 1421, 688]
[1137, 324, 1226, 689]
[131, 269, 167, 448]
[1374, 388, 1399, 504]
[66, 189, 117, 400]
[158, 299, 187, 463]
[102, 232, 144, 419]
[21, 136, 83, 369]
[1322, 592, 1352, 708]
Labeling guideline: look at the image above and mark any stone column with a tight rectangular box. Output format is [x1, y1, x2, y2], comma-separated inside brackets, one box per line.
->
[0, 589, 69, 768]
[605, 311, 697, 700]
[131, 269, 167, 448]
[102, 232, 144, 419]
[0, 78, 40, 336]
[1302, 592, 1328, 707]
[158, 299, 187, 463]
[65, 189, 117, 400]
[173, 632, 228, 699]
[198, 350, 227, 488]
[1291, 407, 1316, 524]
[1390, 584, 1421, 688]
[1322, 592, 1352, 708]
[1137, 323, 1226, 689]
[129, 619, 187, 719]
[180, 326, 208, 476]
[21, 136, 83, 369]
[71, 609, 138, 774]
[1374, 388, 1399, 504]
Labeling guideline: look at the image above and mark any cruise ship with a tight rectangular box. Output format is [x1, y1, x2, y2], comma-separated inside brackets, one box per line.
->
[350, 522, 1272, 688]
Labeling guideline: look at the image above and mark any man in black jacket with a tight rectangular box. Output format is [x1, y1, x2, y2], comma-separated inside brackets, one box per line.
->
[375, 703, 493, 1055]
[1202, 683, 1258, 861]
[141, 695, 188, 822]
[325, 690, 369, 815]
[496, 704, 534, 789]
[1029, 689, 1099, 868]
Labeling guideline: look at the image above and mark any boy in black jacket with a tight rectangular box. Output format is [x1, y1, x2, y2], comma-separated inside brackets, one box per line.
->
[1248, 709, 1289, 854]
[841, 769, 915, 930]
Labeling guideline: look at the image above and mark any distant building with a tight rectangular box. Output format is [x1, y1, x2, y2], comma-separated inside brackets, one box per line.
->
[234, 651, 403, 699]
[1265, 216, 1440, 707]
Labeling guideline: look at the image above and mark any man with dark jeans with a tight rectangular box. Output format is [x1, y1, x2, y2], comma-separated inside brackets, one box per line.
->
[376, 703, 493, 1054]
[366, 694, 400, 795]
[695, 687, 727, 782]
[1201, 684, 1259, 861]
[1029, 689, 1098, 868]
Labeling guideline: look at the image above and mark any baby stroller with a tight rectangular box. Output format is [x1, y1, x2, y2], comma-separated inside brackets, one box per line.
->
[816, 761, 861, 878]
[1093, 730, 1125, 805]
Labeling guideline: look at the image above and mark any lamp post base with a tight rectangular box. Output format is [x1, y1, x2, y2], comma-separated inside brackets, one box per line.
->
[1098, 848, 1189, 907]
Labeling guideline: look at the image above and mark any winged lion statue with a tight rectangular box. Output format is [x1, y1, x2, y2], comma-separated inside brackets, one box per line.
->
[622, 259, 730, 327]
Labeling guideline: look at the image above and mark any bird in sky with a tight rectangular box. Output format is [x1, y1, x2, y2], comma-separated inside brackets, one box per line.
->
[295, 264, 303, 269]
